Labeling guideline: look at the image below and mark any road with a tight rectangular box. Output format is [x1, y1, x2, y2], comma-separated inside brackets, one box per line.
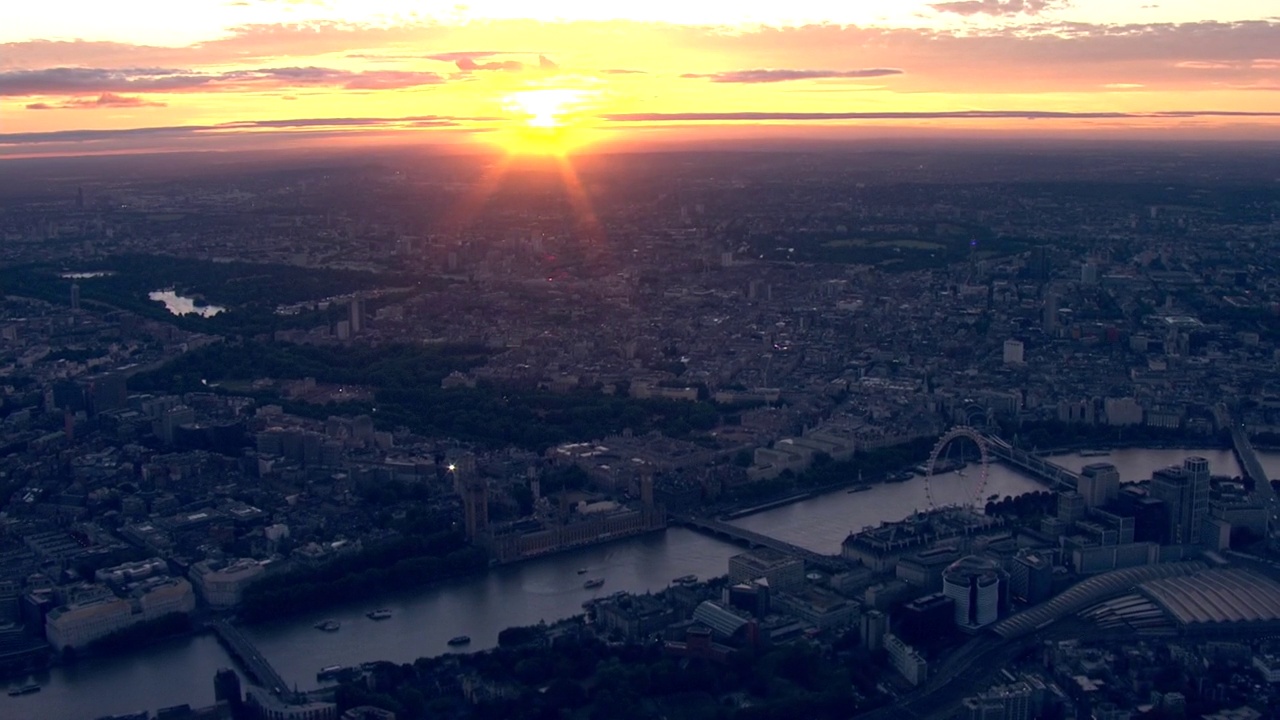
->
[858, 621, 1130, 720]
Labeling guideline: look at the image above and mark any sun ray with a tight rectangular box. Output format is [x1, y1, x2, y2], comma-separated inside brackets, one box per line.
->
[441, 151, 515, 235]
[554, 153, 605, 245]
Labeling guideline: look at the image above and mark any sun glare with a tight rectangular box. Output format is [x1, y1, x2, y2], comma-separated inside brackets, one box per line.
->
[507, 88, 582, 128]
[496, 88, 600, 155]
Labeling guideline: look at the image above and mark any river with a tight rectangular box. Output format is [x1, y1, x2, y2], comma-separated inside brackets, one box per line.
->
[15, 446, 1274, 719]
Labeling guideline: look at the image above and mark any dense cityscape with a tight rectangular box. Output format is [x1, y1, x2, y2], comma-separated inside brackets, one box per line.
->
[0, 143, 1279, 720]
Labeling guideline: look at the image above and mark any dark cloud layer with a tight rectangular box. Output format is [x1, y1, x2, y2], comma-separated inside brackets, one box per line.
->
[0, 65, 445, 96]
[682, 68, 904, 83]
[602, 109, 1280, 121]
[0, 115, 473, 146]
[4, 19, 1280, 96]
[931, 0, 1067, 16]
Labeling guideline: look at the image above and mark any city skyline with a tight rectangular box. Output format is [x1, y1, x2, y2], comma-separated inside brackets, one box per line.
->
[3, 1, 1280, 157]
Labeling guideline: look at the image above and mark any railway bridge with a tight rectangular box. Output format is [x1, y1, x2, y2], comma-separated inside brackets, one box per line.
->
[211, 620, 293, 699]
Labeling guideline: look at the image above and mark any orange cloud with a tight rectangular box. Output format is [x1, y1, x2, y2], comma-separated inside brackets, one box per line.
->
[25, 92, 166, 109]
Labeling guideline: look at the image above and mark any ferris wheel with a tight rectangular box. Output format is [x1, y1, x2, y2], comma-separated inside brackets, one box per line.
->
[923, 425, 991, 510]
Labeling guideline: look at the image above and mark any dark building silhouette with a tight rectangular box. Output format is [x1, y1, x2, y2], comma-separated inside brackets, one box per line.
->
[464, 481, 489, 540]
[214, 667, 243, 719]
[899, 592, 954, 645]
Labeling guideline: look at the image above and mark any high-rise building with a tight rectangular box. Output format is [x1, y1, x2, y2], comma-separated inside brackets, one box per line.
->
[1009, 551, 1053, 604]
[1149, 459, 1212, 546]
[1057, 491, 1085, 524]
[160, 405, 196, 445]
[1078, 463, 1120, 508]
[89, 373, 129, 415]
[1149, 466, 1188, 544]
[899, 592, 954, 645]
[70, 283, 80, 311]
[463, 482, 488, 540]
[1184, 456, 1211, 545]
[1028, 246, 1050, 280]
[640, 470, 654, 508]
[1002, 339, 1025, 365]
[1042, 292, 1058, 333]
[349, 296, 364, 334]
[214, 667, 242, 710]
[943, 555, 1006, 633]
[859, 609, 888, 652]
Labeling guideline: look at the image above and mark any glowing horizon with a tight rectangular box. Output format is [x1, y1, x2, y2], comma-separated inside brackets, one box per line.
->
[2, 2, 1279, 157]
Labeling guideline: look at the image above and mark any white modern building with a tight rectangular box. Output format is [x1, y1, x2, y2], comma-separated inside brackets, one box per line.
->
[884, 632, 928, 686]
[943, 555, 1006, 633]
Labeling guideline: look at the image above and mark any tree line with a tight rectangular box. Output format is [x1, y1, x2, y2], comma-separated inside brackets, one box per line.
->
[131, 339, 727, 451]
[238, 530, 487, 623]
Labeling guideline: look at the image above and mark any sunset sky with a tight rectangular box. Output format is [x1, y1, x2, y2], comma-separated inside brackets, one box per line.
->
[3, 1, 1279, 156]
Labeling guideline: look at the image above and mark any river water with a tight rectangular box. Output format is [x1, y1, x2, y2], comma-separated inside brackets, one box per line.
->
[15, 447, 1272, 719]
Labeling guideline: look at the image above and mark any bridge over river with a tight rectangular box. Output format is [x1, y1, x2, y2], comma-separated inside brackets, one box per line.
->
[670, 514, 849, 572]
[1215, 403, 1277, 532]
[211, 620, 293, 699]
[983, 435, 1079, 490]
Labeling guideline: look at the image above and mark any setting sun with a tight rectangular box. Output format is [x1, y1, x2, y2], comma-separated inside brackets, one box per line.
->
[496, 88, 600, 155]
[507, 88, 585, 128]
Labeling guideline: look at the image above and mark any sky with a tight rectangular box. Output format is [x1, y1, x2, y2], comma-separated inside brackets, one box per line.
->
[2, 1, 1279, 156]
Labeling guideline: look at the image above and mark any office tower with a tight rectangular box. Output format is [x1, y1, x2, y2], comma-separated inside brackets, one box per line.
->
[214, 668, 242, 709]
[349, 296, 364, 334]
[1042, 292, 1058, 333]
[1148, 457, 1211, 546]
[900, 593, 954, 644]
[1057, 491, 1085, 524]
[1029, 246, 1050, 280]
[1009, 551, 1053, 604]
[89, 373, 129, 415]
[1184, 456, 1210, 545]
[860, 609, 888, 652]
[1078, 463, 1120, 508]
[1081, 262, 1099, 284]
[464, 481, 489, 540]
[1002, 339, 1025, 365]
[943, 556, 1006, 633]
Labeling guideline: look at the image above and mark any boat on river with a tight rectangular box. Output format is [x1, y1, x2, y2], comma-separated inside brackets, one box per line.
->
[314, 619, 340, 632]
[447, 635, 471, 646]
[672, 575, 698, 585]
[583, 578, 605, 589]
[366, 609, 392, 620]
[8, 684, 40, 696]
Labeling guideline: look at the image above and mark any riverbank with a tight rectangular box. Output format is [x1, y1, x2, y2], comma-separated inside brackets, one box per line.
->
[238, 543, 488, 623]
[1031, 438, 1231, 455]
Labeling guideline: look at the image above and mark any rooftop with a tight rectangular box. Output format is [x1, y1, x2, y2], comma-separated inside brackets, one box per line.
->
[1140, 568, 1280, 627]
